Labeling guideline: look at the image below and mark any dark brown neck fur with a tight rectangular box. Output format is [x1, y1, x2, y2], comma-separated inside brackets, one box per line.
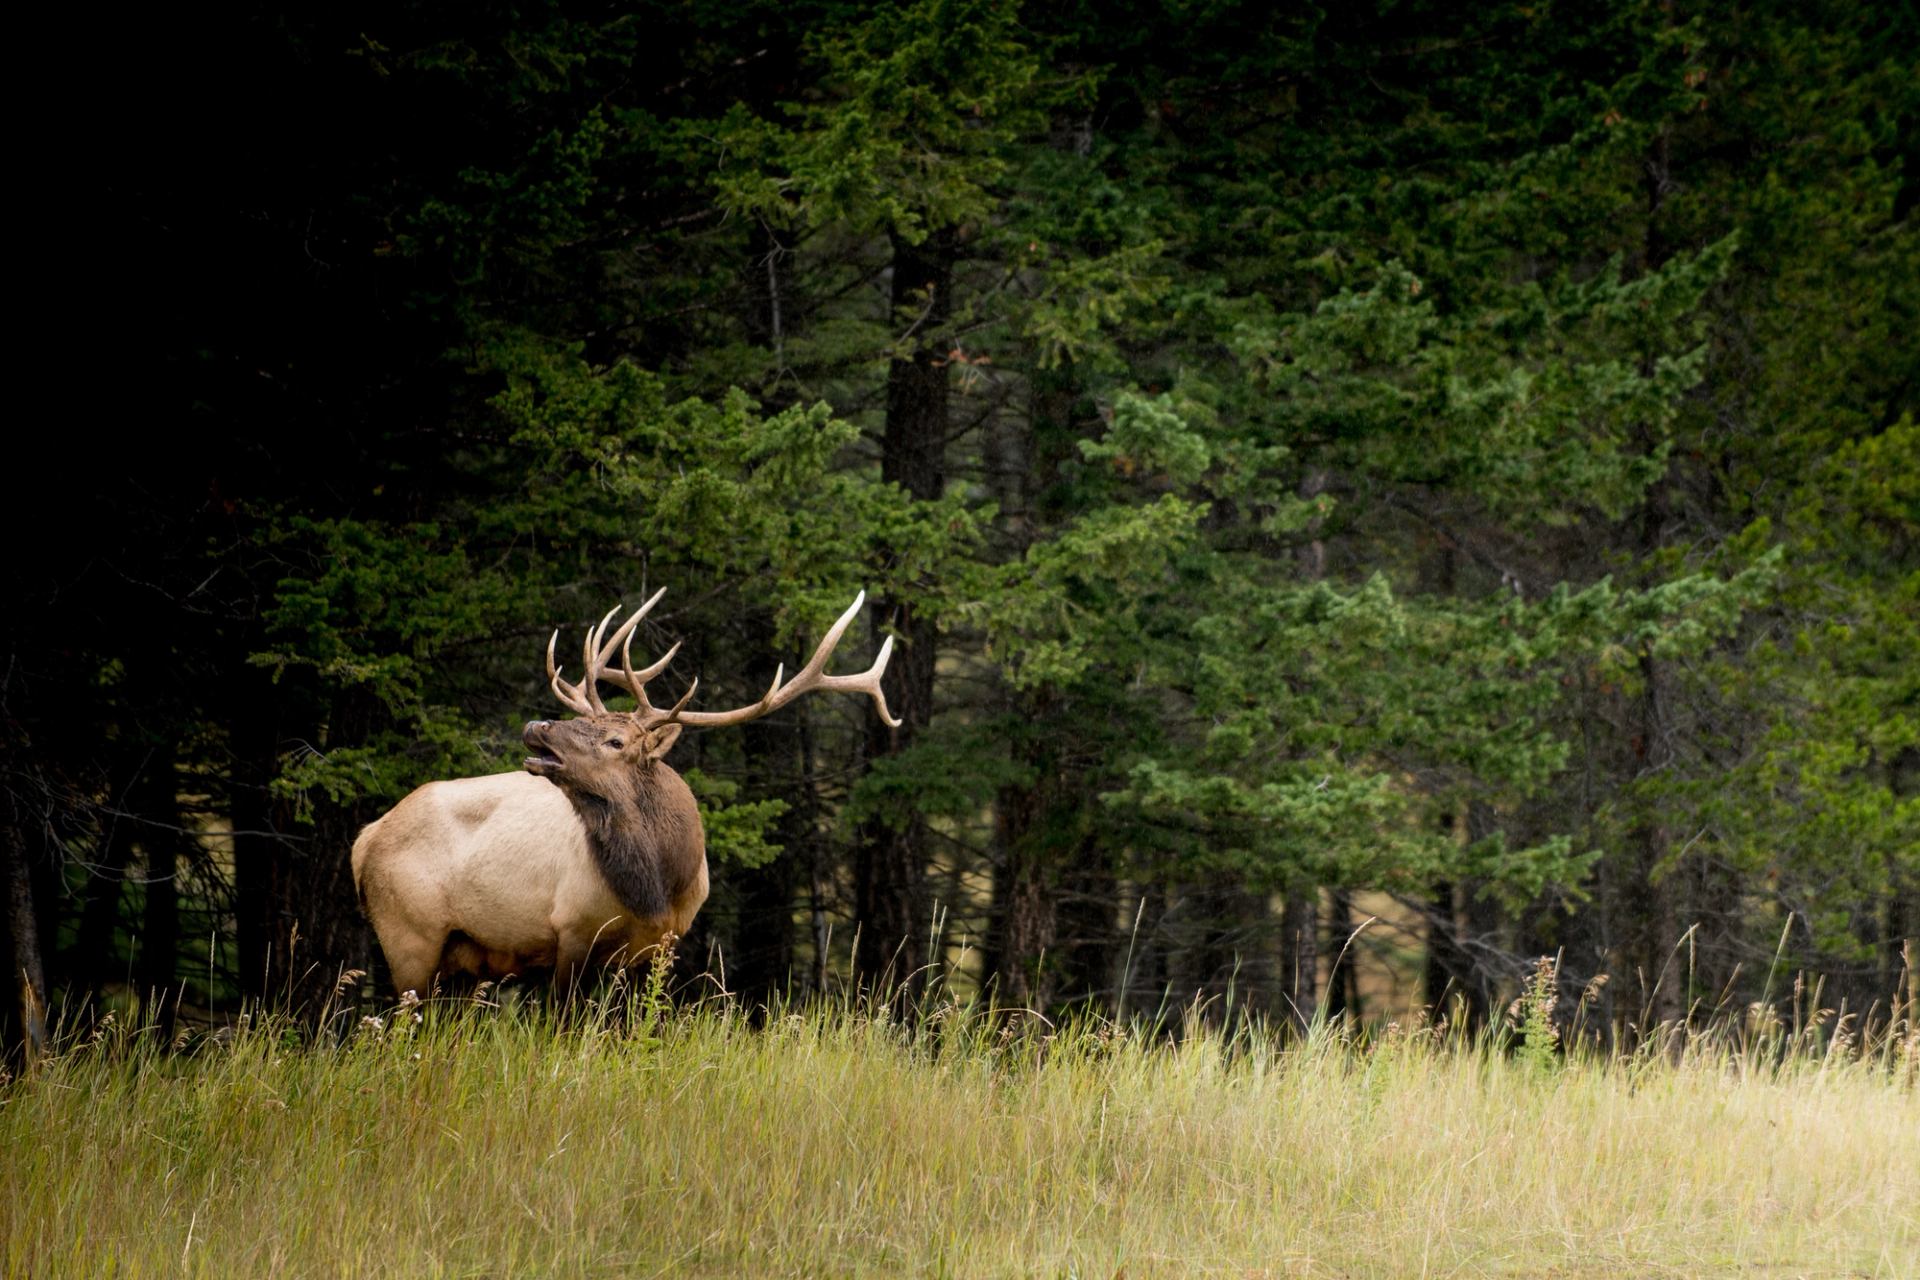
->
[563, 772, 692, 920]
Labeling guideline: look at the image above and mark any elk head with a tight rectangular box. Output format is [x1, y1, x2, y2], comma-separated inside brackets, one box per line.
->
[522, 587, 900, 805]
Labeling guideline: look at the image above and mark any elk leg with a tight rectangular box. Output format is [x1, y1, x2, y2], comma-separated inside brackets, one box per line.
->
[552, 928, 596, 1005]
[380, 929, 446, 1001]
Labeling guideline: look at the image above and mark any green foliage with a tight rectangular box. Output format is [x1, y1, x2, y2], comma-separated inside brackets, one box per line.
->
[792, 0, 1041, 239]
[20, 0, 1912, 1030]
[252, 0, 1915, 969]
[684, 770, 789, 870]
[1516, 955, 1564, 1076]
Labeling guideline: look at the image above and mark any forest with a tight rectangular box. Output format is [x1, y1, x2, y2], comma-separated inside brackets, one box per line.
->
[3, 0, 1915, 1058]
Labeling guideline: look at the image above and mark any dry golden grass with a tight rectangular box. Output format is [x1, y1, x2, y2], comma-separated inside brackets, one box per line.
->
[4, 982, 1915, 1279]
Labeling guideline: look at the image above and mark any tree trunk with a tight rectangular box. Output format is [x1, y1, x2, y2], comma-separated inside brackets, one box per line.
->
[1281, 467, 1331, 1032]
[1424, 879, 1468, 1019]
[729, 836, 797, 1007]
[1422, 536, 1466, 1021]
[1053, 838, 1117, 1007]
[1623, 460, 1684, 1032]
[264, 684, 380, 1019]
[133, 749, 182, 1037]
[1459, 842, 1503, 1029]
[982, 367, 1096, 1012]
[1426, 803, 1503, 1030]
[1623, 126, 1686, 1036]
[989, 769, 1056, 1011]
[1116, 882, 1168, 1022]
[1184, 880, 1276, 1025]
[1628, 651, 1685, 1030]
[732, 615, 812, 1011]
[71, 759, 140, 1002]
[852, 226, 954, 1000]
[4, 786, 49, 1060]
[1324, 888, 1360, 1022]
[744, 218, 791, 380]
[1882, 746, 1918, 1029]
[802, 719, 831, 997]
[1280, 885, 1318, 1032]
[229, 670, 285, 1001]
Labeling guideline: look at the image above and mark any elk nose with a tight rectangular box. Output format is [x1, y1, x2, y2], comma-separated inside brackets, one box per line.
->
[523, 720, 551, 741]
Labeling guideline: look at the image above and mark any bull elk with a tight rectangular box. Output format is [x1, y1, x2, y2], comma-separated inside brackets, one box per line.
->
[350, 589, 897, 997]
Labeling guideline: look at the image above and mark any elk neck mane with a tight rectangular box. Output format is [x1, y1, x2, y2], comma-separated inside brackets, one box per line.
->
[562, 775, 681, 920]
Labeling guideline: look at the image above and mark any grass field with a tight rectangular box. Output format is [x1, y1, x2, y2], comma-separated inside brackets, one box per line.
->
[4, 975, 1916, 1279]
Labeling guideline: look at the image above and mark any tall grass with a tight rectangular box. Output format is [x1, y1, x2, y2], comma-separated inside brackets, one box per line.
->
[4, 963, 1917, 1278]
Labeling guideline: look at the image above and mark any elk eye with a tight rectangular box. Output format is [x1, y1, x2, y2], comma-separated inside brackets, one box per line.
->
[606, 738, 624, 749]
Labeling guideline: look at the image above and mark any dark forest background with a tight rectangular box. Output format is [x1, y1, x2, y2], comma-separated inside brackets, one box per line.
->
[4, 0, 1915, 1056]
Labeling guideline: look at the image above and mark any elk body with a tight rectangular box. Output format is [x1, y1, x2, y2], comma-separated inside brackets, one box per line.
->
[350, 590, 897, 996]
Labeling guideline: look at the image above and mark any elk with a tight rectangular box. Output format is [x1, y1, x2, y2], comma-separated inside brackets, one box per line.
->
[350, 589, 897, 997]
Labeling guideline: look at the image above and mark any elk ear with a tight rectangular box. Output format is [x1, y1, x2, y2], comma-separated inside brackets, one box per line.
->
[645, 723, 683, 762]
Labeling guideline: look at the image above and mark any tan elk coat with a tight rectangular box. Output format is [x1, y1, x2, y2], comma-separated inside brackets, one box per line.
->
[350, 589, 894, 997]
[351, 769, 709, 996]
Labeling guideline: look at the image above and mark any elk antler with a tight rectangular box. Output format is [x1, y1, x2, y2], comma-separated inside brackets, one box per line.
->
[545, 586, 674, 716]
[545, 590, 900, 729]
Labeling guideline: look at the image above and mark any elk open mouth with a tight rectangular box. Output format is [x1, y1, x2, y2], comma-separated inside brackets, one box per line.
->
[522, 723, 564, 775]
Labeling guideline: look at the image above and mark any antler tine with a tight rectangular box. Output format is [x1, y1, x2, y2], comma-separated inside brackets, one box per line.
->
[605, 587, 682, 714]
[545, 630, 596, 716]
[798, 595, 900, 727]
[662, 677, 699, 721]
[617, 635, 682, 714]
[791, 590, 865, 685]
[814, 631, 902, 728]
[645, 590, 899, 730]
[581, 605, 623, 714]
[543, 590, 688, 718]
[594, 586, 668, 671]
